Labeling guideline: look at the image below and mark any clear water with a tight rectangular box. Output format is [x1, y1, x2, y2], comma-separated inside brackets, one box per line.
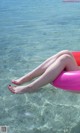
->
[0, 0, 80, 133]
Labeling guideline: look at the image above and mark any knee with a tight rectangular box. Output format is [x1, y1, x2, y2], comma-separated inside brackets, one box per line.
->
[60, 54, 72, 63]
[65, 50, 72, 55]
[61, 50, 73, 57]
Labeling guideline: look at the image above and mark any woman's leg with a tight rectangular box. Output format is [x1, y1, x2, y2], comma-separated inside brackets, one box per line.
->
[12, 50, 74, 85]
[8, 54, 79, 94]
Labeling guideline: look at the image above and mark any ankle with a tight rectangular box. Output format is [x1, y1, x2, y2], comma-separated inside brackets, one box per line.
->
[28, 83, 38, 93]
[25, 84, 34, 93]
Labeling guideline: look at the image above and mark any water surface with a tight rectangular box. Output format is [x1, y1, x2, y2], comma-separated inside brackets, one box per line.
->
[0, 0, 80, 133]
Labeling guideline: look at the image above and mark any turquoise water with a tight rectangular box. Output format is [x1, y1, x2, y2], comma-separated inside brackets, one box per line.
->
[1, 0, 80, 132]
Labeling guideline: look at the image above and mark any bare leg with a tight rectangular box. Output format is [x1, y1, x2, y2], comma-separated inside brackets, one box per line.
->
[8, 54, 79, 94]
[12, 50, 75, 85]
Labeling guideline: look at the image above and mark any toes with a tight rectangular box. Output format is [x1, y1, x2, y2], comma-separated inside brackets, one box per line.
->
[8, 85, 12, 89]
[8, 85, 16, 94]
[12, 80, 17, 84]
[12, 80, 19, 85]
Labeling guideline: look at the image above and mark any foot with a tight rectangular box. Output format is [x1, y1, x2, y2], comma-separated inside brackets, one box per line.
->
[12, 77, 31, 85]
[12, 79, 22, 85]
[8, 84, 33, 94]
[11, 77, 27, 85]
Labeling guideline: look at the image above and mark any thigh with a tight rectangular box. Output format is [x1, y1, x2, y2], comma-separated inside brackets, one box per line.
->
[43, 50, 72, 66]
[61, 54, 79, 71]
[42, 50, 73, 70]
[48, 50, 72, 61]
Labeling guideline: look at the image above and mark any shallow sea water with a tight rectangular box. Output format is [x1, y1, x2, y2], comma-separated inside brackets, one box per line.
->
[0, 0, 80, 133]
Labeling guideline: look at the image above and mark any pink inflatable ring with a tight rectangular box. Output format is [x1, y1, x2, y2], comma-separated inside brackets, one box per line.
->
[51, 51, 80, 91]
[51, 71, 80, 91]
